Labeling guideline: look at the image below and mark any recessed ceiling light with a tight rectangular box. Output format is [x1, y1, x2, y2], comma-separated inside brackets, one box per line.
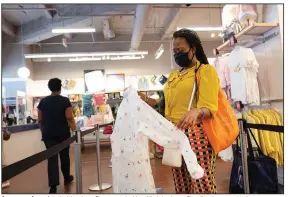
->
[211, 33, 215, 38]
[24, 51, 149, 59]
[52, 28, 96, 33]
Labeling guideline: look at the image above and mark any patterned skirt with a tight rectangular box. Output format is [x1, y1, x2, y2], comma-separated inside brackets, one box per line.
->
[172, 124, 217, 194]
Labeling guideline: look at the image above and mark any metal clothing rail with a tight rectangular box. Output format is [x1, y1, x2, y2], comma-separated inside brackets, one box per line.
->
[2, 123, 113, 194]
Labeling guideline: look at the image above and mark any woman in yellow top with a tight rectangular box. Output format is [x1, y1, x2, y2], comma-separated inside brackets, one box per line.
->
[141, 29, 219, 194]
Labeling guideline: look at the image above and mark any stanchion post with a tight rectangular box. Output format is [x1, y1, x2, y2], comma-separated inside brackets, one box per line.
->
[238, 119, 250, 194]
[74, 130, 83, 194]
[89, 124, 112, 191]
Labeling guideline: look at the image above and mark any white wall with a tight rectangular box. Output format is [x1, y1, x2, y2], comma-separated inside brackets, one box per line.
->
[28, 78, 85, 97]
[2, 34, 35, 98]
[32, 41, 221, 80]
[2, 35, 34, 79]
[252, 4, 283, 106]
[2, 130, 45, 165]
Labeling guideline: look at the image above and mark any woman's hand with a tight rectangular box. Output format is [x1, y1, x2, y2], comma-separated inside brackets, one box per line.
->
[177, 108, 203, 130]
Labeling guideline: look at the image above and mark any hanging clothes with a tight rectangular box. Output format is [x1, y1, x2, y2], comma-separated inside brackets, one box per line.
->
[243, 108, 283, 166]
[237, 4, 258, 28]
[213, 56, 232, 101]
[138, 77, 149, 91]
[93, 93, 106, 106]
[228, 46, 260, 105]
[82, 94, 94, 117]
[111, 87, 204, 193]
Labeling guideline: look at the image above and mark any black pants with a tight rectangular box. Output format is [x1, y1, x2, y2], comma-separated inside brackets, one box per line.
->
[43, 138, 70, 187]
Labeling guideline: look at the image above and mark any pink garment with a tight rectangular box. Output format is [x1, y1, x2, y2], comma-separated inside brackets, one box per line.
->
[93, 94, 105, 105]
[213, 57, 231, 89]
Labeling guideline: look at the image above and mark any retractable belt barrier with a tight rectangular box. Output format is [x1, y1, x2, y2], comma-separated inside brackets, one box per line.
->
[237, 118, 284, 194]
[2, 136, 76, 183]
[239, 119, 284, 133]
[244, 122, 284, 133]
[2, 122, 114, 194]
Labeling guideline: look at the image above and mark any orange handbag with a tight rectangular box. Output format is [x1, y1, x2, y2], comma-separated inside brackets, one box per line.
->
[195, 65, 239, 154]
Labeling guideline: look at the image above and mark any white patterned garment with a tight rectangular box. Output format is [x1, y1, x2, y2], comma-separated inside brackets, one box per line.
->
[110, 87, 204, 193]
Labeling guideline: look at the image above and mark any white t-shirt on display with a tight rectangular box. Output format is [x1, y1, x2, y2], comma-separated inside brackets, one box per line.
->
[229, 46, 248, 103]
[228, 46, 260, 105]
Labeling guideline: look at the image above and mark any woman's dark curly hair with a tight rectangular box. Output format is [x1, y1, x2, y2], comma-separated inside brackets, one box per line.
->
[173, 29, 209, 64]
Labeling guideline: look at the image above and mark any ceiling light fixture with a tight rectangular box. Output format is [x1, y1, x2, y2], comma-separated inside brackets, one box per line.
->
[177, 27, 223, 31]
[47, 58, 51, 62]
[110, 56, 142, 60]
[69, 57, 102, 62]
[52, 28, 96, 34]
[211, 33, 215, 38]
[24, 51, 149, 59]
[17, 67, 30, 79]
[155, 44, 164, 59]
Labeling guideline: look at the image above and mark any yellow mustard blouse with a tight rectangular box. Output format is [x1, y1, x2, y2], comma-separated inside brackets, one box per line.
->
[164, 61, 220, 124]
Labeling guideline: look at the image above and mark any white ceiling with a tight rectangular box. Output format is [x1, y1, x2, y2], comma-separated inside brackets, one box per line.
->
[1, 4, 225, 43]
[1, 4, 50, 26]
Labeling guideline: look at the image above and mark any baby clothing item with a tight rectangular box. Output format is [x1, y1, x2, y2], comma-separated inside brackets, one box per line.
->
[237, 4, 258, 28]
[76, 118, 84, 130]
[138, 77, 149, 91]
[82, 94, 95, 117]
[228, 46, 260, 105]
[111, 87, 204, 193]
[222, 4, 239, 28]
[213, 57, 232, 101]
[93, 93, 106, 105]
[73, 106, 81, 117]
[213, 56, 231, 89]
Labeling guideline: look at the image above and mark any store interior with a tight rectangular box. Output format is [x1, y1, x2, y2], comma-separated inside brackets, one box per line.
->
[1, 4, 283, 194]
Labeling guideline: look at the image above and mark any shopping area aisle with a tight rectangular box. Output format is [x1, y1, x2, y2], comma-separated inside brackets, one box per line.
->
[2, 145, 232, 194]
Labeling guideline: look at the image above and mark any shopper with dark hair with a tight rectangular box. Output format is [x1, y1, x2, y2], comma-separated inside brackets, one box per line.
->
[38, 78, 77, 194]
[168, 29, 219, 194]
[139, 29, 220, 193]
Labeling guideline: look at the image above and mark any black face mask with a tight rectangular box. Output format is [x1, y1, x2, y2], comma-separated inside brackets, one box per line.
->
[174, 50, 194, 68]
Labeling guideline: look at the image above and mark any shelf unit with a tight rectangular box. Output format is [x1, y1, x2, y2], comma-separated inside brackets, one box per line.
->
[217, 23, 279, 51]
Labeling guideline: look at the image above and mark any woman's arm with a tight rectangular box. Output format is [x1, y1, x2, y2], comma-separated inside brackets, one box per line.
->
[137, 92, 158, 107]
[65, 107, 77, 131]
[37, 110, 43, 131]
[196, 65, 220, 119]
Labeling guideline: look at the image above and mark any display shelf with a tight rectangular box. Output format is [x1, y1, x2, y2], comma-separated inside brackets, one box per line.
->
[107, 99, 123, 105]
[217, 23, 279, 51]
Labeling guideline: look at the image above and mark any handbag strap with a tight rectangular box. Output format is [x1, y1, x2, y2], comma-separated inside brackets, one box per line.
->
[247, 127, 265, 156]
[187, 63, 203, 111]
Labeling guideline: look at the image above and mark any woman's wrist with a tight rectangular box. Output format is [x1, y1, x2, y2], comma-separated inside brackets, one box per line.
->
[197, 108, 204, 120]
[198, 108, 212, 119]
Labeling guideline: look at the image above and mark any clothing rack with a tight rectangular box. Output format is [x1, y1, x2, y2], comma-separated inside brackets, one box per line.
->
[235, 101, 284, 194]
